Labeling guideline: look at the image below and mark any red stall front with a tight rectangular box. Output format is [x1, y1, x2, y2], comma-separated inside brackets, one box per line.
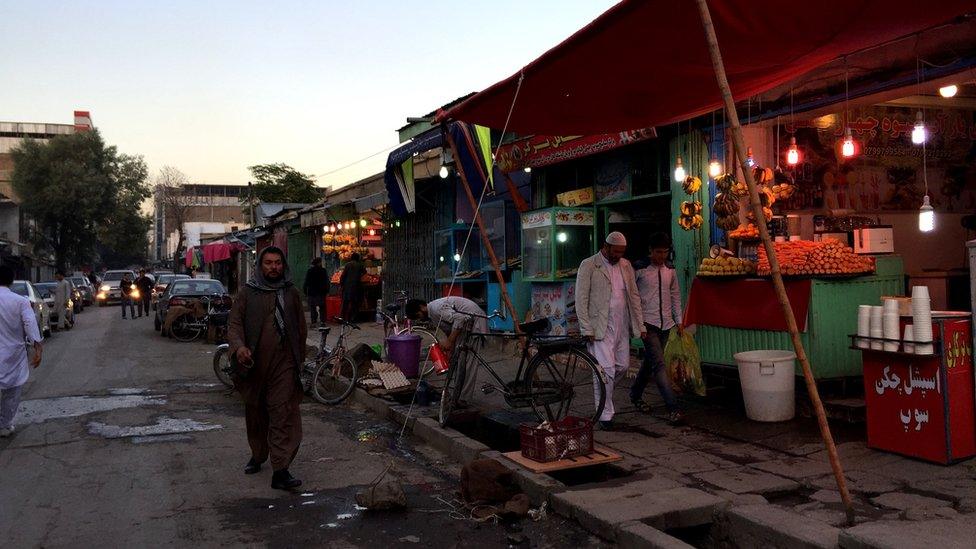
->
[859, 313, 974, 464]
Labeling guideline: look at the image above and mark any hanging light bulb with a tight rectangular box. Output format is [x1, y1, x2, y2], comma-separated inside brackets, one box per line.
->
[523, 166, 532, 173]
[911, 111, 927, 145]
[368, 229, 376, 236]
[359, 219, 367, 228]
[708, 155, 722, 178]
[939, 84, 958, 98]
[394, 220, 401, 228]
[673, 155, 686, 182]
[841, 128, 855, 158]
[439, 166, 449, 179]
[745, 147, 755, 167]
[918, 195, 935, 232]
[786, 137, 800, 166]
[453, 252, 462, 262]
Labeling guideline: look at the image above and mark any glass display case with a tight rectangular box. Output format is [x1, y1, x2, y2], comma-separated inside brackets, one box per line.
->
[521, 207, 595, 281]
[434, 225, 486, 283]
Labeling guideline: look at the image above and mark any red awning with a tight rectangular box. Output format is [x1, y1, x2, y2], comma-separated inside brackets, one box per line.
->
[443, 0, 975, 135]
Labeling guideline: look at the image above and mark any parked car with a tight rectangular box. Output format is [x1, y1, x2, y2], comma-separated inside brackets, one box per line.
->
[35, 282, 75, 329]
[155, 279, 230, 332]
[69, 275, 94, 306]
[151, 274, 191, 310]
[11, 280, 52, 337]
[67, 279, 84, 313]
[96, 270, 136, 306]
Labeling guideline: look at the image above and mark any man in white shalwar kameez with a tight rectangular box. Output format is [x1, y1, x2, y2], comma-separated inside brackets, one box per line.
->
[0, 265, 43, 437]
[54, 270, 71, 330]
[575, 232, 644, 429]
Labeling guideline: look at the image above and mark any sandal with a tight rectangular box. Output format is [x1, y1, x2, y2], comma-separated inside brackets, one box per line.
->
[631, 400, 653, 414]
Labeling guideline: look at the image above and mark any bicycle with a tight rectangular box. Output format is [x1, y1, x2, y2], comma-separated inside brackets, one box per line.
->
[170, 294, 229, 343]
[300, 317, 360, 405]
[378, 291, 438, 375]
[434, 312, 606, 427]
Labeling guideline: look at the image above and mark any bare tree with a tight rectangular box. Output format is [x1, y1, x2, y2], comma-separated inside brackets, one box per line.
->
[153, 166, 194, 271]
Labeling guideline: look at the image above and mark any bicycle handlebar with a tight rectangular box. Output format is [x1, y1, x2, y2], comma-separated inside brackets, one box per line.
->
[450, 305, 505, 321]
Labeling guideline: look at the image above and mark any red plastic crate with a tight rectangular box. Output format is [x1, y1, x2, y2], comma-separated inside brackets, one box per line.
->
[519, 416, 594, 463]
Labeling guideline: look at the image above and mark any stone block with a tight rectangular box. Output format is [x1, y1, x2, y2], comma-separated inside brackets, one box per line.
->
[410, 417, 464, 457]
[649, 450, 738, 474]
[750, 457, 834, 480]
[550, 475, 683, 519]
[840, 519, 976, 549]
[810, 489, 842, 504]
[351, 387, 392, 417]
[713, 490, 768, 507]
[693, 467, 799, 495]
[807, 470, 901, 496]
[617, 521, 696, 549]
[903, 507, 959, 521]
[906, 476, 976, 504]
[450, 436, 491, 466]
[610, 437, 691, 458]
[721, 504, 839, 549]
[572, 487, 726, 540]
[870, 492, 952, 511]
[388, 405, 416, 432]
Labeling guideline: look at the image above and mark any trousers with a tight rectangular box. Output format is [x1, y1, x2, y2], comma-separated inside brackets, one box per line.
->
[244, 358, 303, 471]
[0, 384, 24, 430]
[630, 324, 680, 413]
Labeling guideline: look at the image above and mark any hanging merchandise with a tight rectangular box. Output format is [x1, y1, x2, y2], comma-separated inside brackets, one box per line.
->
[682, 175, 702, 195]
[677, 200, 704, 231]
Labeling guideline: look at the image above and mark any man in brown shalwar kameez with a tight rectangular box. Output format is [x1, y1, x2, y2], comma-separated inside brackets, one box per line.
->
[227, 246, 308, 490]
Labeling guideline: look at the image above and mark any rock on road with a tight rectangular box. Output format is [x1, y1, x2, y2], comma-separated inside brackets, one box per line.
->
[0, 305, 604, 548]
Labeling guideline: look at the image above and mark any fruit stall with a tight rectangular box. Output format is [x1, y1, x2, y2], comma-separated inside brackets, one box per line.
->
[680, 167, 906, 379]
[323, 231, 383, 317]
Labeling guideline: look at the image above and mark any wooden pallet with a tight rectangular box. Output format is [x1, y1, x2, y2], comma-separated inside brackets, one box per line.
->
[502, 444, 622, 474]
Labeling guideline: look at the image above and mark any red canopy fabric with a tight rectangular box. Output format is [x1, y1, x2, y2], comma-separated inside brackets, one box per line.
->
[683, 278, 812, 332]
[443, 0, 975, 135]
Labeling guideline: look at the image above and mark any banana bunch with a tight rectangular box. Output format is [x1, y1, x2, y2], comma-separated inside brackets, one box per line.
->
[713, 192, 740, 231]
[769, 169, 796, 201]
[677, 200, 703, 231]
[682, 175, 702, 195]
[715, 173, 735, 193]
[753, 166, 775, 185]
[730, 180, 749, 198]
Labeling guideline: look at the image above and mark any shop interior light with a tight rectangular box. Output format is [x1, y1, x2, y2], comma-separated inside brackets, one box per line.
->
[368, 229, 376, 236]
[745, 147, 755, 167]
[523, 166, 532, 173]
[394, 220, 401, 228]
[673, 155, 686, 182]
[841, 128, 855, 158]
[911, 111, 927, 145]
[939, 84, 958, 98]
[556, 231, 568, 243]
[439, 166, 449, 179]
[359, 219, 367, 228]
[453, 252, 461, 262]
[708, 156, 722, 178]
[786, 137, 800, 166]
[918, 195, 935, 232]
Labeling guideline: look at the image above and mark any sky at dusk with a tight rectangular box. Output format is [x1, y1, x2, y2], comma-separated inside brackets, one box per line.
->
[2, 1, 617, 190]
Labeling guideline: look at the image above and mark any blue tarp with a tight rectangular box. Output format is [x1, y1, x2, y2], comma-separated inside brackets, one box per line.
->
[384, 128, 443, 216]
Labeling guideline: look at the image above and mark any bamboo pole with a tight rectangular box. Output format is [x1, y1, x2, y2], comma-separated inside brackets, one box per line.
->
[694, 0, 855, 523]
[444, 131, 522, 330]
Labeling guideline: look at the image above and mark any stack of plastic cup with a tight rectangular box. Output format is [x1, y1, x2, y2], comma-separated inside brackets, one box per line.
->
[903, 325, 915, 354]
[911, 286, 934, 354]
[856, 305, 872, 349]
[869, 305, 884, 350]
[882, 299, 901, 352]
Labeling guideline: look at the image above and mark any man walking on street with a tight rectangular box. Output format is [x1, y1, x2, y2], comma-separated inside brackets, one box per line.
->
[120, 272, 137, 319]
[575, 232, 645, 430]
[631, 233, 685, 425]
[339, 253, 365, 323]
[227, 246, 307, 490]
[0, 264, 43, 437]
[53, 270, 72, 330]
[302, 257, 329, 326]
[135, 269, 154, 318]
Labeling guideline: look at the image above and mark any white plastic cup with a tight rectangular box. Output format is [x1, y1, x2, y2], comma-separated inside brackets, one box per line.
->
[903, 325, 915, 354]
[911, 285, 930, 300]
[883, 299, 900, 315]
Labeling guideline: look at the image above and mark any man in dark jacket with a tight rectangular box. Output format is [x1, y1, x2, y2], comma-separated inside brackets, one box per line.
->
[134, 269, 154, 318]
[339, 253, 365, 323]
[302, 257, 329, 325]
[227, 246, 308, 490]
[120, 272, 137, 319]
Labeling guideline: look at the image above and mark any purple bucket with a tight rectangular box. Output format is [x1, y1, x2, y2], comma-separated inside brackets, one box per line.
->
[386, 334, 421, 378]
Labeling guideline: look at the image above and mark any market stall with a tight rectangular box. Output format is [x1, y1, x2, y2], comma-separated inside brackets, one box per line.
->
[322, 220, 383, 321]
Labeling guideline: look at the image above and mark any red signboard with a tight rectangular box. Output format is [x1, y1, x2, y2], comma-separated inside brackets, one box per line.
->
[861, 317, 974, 464]
[495, 128, 656, 173]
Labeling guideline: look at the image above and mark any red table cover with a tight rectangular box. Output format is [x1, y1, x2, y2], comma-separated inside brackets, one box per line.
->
[683, 278, 812, 332]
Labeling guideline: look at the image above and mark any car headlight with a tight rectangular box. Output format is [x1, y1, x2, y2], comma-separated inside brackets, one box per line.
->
[100, 285, 110, 292]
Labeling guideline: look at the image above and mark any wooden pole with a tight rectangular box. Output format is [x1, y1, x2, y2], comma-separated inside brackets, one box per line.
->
[501, 171, 531, 214]
[694, 0, 855, 523]
[444, 131, 522, 331]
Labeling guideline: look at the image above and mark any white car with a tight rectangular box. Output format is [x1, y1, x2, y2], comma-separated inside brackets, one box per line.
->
[11, 280, 51, 337]
[96, 270, 136, 306]
[34, 282, 74, 330]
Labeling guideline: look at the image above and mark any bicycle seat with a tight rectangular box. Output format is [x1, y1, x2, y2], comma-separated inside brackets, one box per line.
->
[518, 318, 551, 336]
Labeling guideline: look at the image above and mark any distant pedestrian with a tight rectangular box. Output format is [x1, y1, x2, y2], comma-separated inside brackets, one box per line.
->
[135, 269, 154, 318]
[575, 232, 645, 430]
[120, 272, 137, 319]
[631, 233, 685, 425]
[339, 253, 365, 323]
[0, 264, 43, 438]
[302, 257, 329, 325]
[227, 246, 307, 490]
[87, 271, 99, 288]
[53, 270, 72, 330]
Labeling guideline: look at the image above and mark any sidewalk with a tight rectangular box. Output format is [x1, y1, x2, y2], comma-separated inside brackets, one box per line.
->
[308, 316, 976, 547]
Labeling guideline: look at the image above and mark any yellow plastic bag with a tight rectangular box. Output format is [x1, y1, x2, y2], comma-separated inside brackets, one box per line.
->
[664, 329, 706, 397]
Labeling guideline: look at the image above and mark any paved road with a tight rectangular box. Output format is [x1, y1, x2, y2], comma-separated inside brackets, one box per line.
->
[0, 304, 604, 547]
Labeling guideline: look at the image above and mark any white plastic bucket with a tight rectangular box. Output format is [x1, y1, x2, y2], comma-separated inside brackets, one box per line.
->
[733, 350, 797, 422]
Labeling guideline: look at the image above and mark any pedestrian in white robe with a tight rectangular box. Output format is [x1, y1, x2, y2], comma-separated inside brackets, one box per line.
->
[0, 265, 43, 437]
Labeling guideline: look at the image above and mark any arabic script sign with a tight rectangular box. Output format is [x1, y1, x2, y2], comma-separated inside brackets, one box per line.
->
[495, 128, 657, 173]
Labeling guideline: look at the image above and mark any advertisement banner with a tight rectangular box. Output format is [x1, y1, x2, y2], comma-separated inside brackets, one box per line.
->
[495, 128, 657, 173]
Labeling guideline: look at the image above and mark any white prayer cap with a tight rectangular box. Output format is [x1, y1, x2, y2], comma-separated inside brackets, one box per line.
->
[605, 231, 627, 246]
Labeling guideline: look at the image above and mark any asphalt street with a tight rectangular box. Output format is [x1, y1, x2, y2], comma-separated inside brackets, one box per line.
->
[0, 304, 605, 548]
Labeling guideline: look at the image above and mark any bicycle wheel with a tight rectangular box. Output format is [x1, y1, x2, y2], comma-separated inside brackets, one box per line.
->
[438, 347, 467, 427]
[523, 346, 606, 423]
[311, 355, 358, 405]
[171, 316, 202, 342]
[212, 345, 234, 388]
